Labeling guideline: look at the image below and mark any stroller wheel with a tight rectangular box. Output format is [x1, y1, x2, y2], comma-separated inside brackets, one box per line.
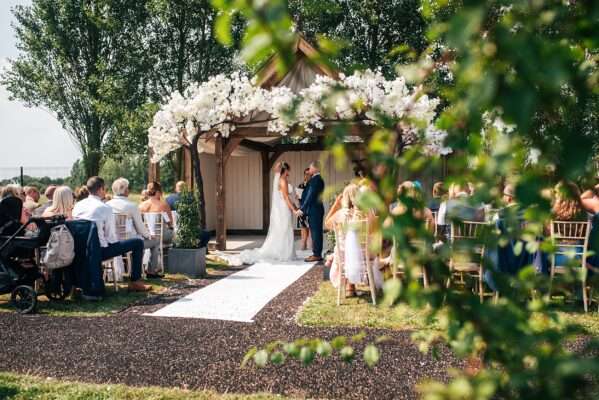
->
[10, 285, 37, 314]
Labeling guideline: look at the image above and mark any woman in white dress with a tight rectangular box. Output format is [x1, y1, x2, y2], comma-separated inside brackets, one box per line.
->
[238, 161, 298, 264]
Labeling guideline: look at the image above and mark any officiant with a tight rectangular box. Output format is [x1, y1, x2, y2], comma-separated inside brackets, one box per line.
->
[297, 168, 311, 251]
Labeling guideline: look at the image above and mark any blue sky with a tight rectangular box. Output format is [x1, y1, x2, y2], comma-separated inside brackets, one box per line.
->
[0, 0, 79, 173]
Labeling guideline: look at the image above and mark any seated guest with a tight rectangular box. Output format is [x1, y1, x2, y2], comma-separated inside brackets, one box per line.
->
[393, 181, 435, 233]
[166, 181, 186, 211]
[437, 182, 484, 227]
[1, 184, 31, 225]
[428, 182, 445, 213]
[23, 186, 41, 213]
[73, 176, 150, 292]
[42, 186, 74, 220]
[325, 183, 360, 295]
[35, 185, 57, 216]
[553, 182, 588, 222]
[107, 178, 163, 278]
[580, 183, 599, 215]
[496, 183, 522, 220]
[139, 182, 174, 246]
[140, 189, 149, 202]
[75, 186, 90, 202]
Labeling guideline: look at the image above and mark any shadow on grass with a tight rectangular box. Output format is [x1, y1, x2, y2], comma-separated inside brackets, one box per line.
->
[0, 260, 244, 317]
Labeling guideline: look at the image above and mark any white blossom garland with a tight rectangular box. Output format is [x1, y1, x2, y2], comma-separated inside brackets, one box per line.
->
[148, 69, 451, 162]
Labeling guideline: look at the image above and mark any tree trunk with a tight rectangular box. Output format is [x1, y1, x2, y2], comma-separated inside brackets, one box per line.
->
[82, 149, 102, 178]
[190, 135, 207, 230]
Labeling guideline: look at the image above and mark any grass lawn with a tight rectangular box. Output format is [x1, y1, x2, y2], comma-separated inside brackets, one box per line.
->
[297, 282, 434, 331]
[0, 372, 288, 400]
[298, 282, 599, 336]
[0, 260, 229, 317]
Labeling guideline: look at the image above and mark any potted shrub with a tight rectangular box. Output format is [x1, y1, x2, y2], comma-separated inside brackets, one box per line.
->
[167, 189, 206, 277]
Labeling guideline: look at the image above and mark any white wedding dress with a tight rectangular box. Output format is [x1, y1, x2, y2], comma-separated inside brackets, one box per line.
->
[233, 173, 296, 265]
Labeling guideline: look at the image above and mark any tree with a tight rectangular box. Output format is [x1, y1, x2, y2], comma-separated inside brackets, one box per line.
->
[288, 0, 427, 76]
[139, 0, 243, 214]
[1, 0, 150, 177]
[146, 0, 241, 99]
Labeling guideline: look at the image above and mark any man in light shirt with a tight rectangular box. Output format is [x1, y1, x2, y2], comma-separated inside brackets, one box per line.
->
[73, 176, 150, 292]
[107, 178, 162, 278]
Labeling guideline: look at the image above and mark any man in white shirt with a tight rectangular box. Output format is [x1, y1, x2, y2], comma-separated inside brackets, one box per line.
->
[73, 176, 150, 292]
[107, 177, 162, 278]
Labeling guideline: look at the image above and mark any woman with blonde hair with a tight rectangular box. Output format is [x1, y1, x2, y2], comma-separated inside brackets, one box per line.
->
[325, 183, 360, 295]
[42, 186, 74, 219]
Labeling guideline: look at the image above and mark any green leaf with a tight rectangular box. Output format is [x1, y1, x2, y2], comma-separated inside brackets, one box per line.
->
[363, 344, 380, 368]
[331, 336, 347, 350]
[242, 347, 257, 368]
[253, 349, 269, 367]
[270, 351, 286, 365]
[351, 332, 366, 343]
[215, 12, 233, 46]
[299, 346, 315, 365]
[284, 342, 300, 358]
[316, 341, 333, 357]
[340, 346, 354, 362]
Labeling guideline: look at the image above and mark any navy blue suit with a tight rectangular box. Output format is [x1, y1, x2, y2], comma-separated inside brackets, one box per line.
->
[300, 173, 325, 258]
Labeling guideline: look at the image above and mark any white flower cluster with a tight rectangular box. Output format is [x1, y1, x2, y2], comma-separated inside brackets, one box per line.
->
[148, 69, 449, 162]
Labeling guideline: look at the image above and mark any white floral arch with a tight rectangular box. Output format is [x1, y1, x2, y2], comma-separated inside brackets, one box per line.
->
[148, 67, 449, 250]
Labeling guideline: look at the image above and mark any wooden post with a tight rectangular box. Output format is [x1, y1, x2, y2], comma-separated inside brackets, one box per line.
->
[148, 149, 160, 183]
[215, 136, 227, 250]
[261, 151, 270, 233]
[183, 146, 193, 189]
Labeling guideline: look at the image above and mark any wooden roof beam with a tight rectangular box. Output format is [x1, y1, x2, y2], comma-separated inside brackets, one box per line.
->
[240, 139, 275, 152]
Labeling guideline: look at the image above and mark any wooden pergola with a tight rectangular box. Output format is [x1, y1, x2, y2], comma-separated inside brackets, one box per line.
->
[148, 37, 373, 250]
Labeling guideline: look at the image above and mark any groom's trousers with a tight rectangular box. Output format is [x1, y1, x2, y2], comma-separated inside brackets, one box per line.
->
[308, 209, 324, 258]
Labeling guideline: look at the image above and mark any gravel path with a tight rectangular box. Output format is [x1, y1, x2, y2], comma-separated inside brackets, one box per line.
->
[0, 266, 458, 399]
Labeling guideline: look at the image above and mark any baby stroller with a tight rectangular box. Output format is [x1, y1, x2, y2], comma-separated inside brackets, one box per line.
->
[0, 196, 66, 313]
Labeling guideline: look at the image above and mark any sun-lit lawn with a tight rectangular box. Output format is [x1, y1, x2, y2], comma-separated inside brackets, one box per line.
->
[0, 260, 228, 317]
[297, 282, 435, 331]
[298, 282, 599, 336]
[0, 372, 289, 400]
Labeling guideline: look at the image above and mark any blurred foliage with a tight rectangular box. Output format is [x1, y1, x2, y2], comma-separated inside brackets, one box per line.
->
[216, 0, 599, 399]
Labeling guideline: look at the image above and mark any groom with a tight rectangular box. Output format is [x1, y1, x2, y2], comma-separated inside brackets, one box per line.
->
[297, 161, 325, 262]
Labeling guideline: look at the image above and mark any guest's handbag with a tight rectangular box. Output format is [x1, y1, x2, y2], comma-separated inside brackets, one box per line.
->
[43, 224, 75, 270]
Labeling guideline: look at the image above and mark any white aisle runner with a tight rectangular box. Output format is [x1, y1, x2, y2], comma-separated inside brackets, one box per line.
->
[148, 258, 315, 322]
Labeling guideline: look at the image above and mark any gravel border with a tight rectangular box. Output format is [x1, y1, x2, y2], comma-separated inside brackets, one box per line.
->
[0, 265, 457, 399]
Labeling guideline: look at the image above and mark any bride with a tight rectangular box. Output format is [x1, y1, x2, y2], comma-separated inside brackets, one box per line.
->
[237, 161, 298, 264]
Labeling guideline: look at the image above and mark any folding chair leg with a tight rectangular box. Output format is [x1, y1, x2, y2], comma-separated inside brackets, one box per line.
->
[366, 263, 377, 306]
[479, 269, 484, 303]
[422, 267, 429, 288]
[582, 282, 588, 313]
[337, 277, 343, 306]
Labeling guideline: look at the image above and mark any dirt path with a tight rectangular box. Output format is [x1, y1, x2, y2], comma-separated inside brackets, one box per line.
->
[0, 266, 457, 399]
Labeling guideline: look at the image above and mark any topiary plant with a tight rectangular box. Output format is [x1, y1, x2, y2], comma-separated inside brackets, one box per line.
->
[174, 189, 200, 249]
